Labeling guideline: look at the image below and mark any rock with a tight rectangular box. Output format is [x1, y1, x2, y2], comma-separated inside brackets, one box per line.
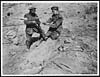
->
[9, 51, 16, 56]
[6, 29, 17, 39]
[58, 46, 64, 52]
[12, 37, 19, 45]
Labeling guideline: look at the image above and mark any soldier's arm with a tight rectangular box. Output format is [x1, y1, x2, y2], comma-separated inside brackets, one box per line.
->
[47, 17, 53, 23]
[51, 16, 63, 28]
[24, 14, 35, 24]
[42, 17, 53, 25]
[35, 15, 41, 26]
[24, 14, 30, 24]
[24, 20, 34, 24]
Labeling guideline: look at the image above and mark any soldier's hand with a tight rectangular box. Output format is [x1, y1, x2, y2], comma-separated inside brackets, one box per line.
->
[50, 24, 56, 28]
[32, 21, 36, 23]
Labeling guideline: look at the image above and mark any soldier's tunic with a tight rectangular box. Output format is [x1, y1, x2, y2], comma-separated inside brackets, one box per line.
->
[46, 14, 63, 40]
[24, 13, 42, 48]
[24, 13, 41, 39]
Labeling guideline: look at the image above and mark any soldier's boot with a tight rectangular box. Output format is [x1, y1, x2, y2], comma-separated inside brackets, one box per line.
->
[43, 36, 49, 41]
[42, 35, 48, 41]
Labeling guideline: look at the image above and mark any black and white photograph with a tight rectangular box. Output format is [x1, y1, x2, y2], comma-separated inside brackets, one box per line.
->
[1, 1, 99, 76]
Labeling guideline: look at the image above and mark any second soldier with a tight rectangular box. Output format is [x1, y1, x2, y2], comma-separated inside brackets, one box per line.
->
[43, 6, 63, 40]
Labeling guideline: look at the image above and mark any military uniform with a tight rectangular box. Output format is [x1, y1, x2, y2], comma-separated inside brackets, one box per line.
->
[24, 7, 46, 49]
[46, 6, 63, 40]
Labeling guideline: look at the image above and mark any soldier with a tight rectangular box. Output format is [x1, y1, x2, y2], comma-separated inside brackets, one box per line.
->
[24, 7, 46, 49]
[43, 6, 63, 40]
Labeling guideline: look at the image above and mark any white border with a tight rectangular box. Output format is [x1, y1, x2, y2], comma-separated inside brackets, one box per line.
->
[1, 1, 99, 76]
[1, 1, 99, 3]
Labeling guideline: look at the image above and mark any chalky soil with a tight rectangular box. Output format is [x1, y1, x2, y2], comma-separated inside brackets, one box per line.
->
[2, 3, 97, 75]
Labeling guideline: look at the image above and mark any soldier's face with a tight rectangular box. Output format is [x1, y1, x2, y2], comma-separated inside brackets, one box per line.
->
[30, 9, 36, 13]
[52, 10, 59, 14]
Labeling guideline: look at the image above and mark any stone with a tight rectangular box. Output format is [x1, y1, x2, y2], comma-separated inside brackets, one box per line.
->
[6, 30, 17, 39]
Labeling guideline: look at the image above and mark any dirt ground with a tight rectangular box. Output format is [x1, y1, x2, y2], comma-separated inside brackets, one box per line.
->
[2, 2, 98, 75]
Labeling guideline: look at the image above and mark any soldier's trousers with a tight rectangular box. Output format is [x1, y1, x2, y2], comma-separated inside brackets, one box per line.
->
[46, 27, 63, 40]
[25, 28, 40, 49]
[46, 30, 60, 40]
[25, 27, 46, 49]
[26, 33, 41, 49]
[26, 33, 33, 49]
